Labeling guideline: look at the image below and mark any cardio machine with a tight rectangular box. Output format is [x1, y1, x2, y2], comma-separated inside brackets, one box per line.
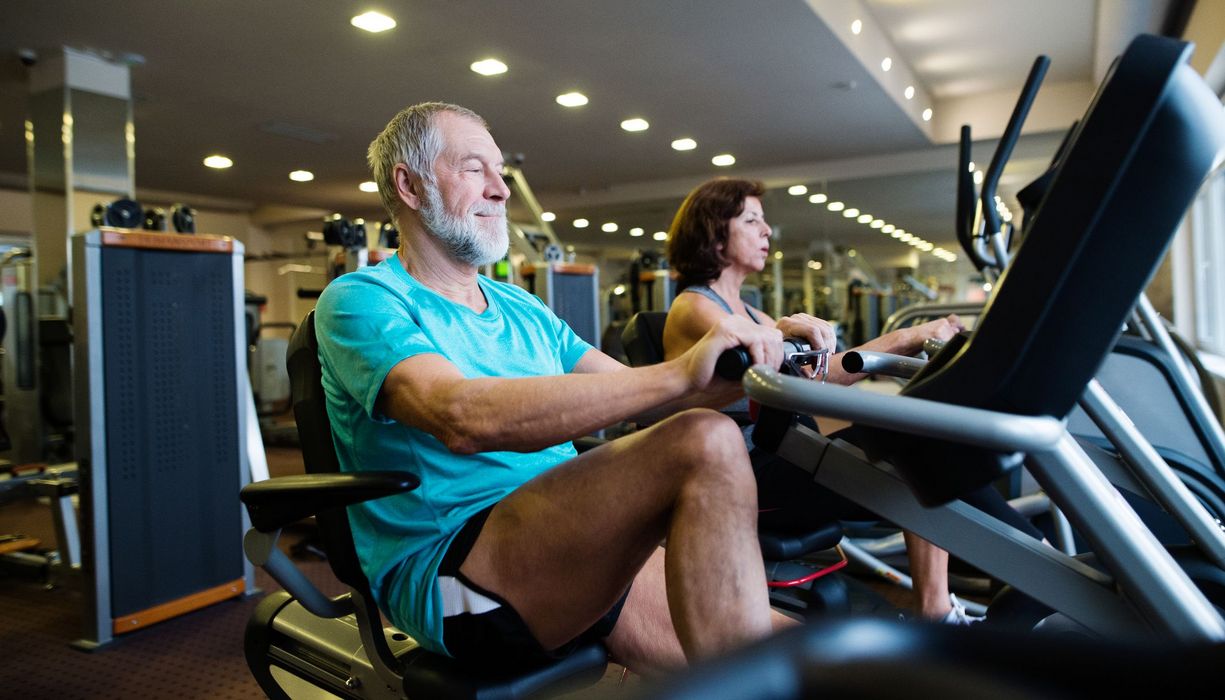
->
[239, 311, 608, 699]
[721, 34, 1225, 640]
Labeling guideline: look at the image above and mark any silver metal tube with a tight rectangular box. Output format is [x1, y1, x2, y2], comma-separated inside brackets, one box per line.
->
[1080, 379, 1225, 569]
[1136, 294, 1198, 387]
[1049, 505, 1077, 556]
[1029, 435, 1225, 641]
[882, 302, 984, 335]
[743, 367, 1064, 453]
[244, 530, 352, 619]
[1135, 294, 1225, 454]
[989, 231, 1011, 269]
[805, 433, 1142, 637]
[841, 351, 926, 379]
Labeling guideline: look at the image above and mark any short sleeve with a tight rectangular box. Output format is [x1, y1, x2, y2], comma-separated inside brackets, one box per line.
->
[315, 276, 437, 421]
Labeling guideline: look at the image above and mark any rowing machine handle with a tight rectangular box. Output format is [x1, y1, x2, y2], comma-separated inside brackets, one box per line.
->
[716, 347, 753, 380]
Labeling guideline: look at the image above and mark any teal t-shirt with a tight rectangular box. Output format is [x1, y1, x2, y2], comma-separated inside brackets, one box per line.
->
[314, 255, 593, 654]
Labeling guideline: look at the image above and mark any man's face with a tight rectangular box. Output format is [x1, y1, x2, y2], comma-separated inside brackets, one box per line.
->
[419, 112, 511, 266]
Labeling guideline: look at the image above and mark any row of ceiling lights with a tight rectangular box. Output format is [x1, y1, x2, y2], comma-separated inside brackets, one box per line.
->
[786, 185, 957, 262]
[361, 10, 735, 166]
[539, 210, 670, 242]
[473, 64, 732, 166]
[200, 154, 381, 194]
[850, 18, 933, 123]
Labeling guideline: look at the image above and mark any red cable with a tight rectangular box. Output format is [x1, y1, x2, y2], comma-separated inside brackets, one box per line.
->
[767, 557, 849, 588]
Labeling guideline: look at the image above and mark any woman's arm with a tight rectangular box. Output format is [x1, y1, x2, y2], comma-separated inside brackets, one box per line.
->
[827, 314, 963, 385]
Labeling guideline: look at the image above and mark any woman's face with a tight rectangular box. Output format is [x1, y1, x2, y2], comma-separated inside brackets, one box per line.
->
[722, 196, 771, 274]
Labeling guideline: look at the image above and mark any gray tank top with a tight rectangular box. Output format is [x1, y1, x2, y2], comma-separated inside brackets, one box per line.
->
[681, 285, 762, 324]
[680, 284, 759, 424]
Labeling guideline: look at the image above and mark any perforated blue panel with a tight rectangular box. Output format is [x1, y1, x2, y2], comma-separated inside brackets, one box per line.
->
[100, 247, 242, 615]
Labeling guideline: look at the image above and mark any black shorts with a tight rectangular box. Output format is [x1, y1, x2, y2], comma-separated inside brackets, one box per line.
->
[438, 504, 628, 670]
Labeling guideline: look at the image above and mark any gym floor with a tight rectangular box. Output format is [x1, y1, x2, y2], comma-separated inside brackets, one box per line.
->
[0, 444, 917, 698]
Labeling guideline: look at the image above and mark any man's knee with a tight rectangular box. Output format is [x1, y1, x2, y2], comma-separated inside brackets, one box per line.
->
[654, 409, 753, 484]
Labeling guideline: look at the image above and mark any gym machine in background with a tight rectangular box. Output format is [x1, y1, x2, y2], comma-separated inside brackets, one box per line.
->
[70, 226, 254, 649]
[502, 162, 604, 348]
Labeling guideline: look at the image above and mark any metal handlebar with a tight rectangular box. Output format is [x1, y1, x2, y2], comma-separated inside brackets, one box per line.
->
[715, 339, 828, 381]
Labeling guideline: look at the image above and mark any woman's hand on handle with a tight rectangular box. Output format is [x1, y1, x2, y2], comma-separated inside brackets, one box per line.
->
[775, 314, 837, 355]
[904, 314, 964, 354]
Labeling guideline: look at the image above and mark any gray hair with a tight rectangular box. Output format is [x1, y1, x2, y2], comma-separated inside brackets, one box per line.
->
[366, 102, 488, 220]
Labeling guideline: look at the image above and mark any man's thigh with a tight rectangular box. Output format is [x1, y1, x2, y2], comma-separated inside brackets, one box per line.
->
[458, 408, 748, 651]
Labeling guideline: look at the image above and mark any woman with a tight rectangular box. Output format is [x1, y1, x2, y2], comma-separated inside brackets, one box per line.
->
[663, 177, 1043, 623]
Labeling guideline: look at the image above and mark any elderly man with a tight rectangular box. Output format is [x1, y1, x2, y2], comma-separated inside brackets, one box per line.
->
[314, 102, 790, 674]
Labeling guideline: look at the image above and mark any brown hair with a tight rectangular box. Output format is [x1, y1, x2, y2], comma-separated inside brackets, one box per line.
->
[666, 178, 766, 289]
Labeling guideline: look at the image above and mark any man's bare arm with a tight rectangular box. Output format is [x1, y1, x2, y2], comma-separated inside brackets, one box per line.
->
[379, 315, 781, 454]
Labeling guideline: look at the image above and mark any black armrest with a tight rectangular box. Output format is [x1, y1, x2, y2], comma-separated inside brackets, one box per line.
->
[241, 471, 420, 533]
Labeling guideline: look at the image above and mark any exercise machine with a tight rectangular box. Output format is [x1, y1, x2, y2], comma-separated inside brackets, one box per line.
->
[717, 34, 1225, 640]
[70, 226, 254, 648]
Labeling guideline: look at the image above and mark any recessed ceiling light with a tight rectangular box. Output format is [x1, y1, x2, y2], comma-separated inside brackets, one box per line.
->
[809, 193, 828, 204]
[904, 85, 915, 100]
[203, 155, 232, 169]
[289, 170, 314, 182]
[857, 214, 873, 224]
[711, 154, 735, 167]
[922, 108, 933, 121]
[891, 230, 904, 238]
[870, 219, 884, 229]
[630, 227, 644, 237]
[601, 222, 618, 232]
[620, 118, 649, 132]
[541, 211, 556, 222]
[774, 251, 783, 260]
[973, 170, 984, 185]
[652, 231, 667, 241]
[671, 138, 697, 151]
[968, 161, 975, 172]
[470, 58, 508, 76]
[881, 224, 895, 233]
[881, 57, 892, 72]
[573, 218, 589, 228]
[351, 11, 396, 33]
[851, 19, 862, 35]
[556, 92, 588, 107]
[827, 201, 845, 212]
[844, 208, 860, 218]
[788, 185, 808, 196]
[359, 180, 378, 193]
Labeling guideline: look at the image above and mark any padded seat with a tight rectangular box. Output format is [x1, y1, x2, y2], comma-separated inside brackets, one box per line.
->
[758, 521, 844, 561]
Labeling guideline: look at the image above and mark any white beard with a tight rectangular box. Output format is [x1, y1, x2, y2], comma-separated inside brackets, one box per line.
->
[420, 181, 509, 266]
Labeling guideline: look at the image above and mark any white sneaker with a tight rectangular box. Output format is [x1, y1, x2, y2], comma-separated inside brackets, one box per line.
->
[940, 594, 984, 626]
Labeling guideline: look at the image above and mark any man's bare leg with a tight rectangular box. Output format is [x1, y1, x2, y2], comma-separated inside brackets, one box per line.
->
[457, 408, 773, 665]
[905, 531, 954, 619]
[607, 548, 804, 674]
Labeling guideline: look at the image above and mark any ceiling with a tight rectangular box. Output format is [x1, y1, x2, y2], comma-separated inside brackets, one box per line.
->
[0, 0, 1174, 266]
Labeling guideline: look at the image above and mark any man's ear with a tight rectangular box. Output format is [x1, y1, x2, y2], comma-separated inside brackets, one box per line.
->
[394, 163, 424, 212]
